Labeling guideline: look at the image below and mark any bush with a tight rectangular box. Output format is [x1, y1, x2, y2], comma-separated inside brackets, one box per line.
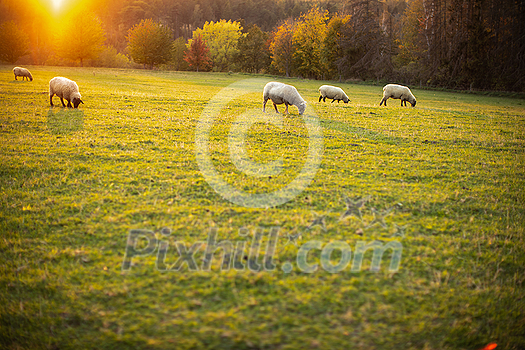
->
[92, 46, 132, 68]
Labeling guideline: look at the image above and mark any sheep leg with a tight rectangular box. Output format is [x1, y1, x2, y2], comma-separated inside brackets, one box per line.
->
[272, 103, 279, 114]
[263, 99, 267, 112]
[66, 99, 73, 108]
[331, 99, 335, 103]
[318, 95, 322, 102]
[380, 97, 387, 106]
[59, 97, 66, 107]
[50, 95, 54, 107]
[284, 103, 289, 114]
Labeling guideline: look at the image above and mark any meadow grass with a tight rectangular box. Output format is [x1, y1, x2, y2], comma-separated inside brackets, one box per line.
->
[0, 65, 524, 350]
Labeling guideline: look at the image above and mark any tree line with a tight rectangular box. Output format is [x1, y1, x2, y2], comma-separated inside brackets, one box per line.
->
[0, 0, 523, 91]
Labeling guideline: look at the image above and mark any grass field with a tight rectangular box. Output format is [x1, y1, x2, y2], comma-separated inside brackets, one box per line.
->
[1, 65, 524, 350]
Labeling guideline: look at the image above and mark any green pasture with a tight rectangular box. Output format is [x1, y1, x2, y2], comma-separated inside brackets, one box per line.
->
[1, 65, 524, 349]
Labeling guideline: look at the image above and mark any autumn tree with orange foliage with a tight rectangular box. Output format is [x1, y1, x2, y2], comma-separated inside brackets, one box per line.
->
[269, 19, 295, 77]
[184, 34, 211, 72]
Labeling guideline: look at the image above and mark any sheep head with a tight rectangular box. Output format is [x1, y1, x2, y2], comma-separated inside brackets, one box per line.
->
[72, 97, 84, 108]
[297, 101, 307, 115]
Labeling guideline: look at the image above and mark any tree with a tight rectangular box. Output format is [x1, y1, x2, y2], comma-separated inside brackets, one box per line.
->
[172, 36, 189, 71]
[119, 0, 153, 30]
[235, 24, 271, 73]
[338, 0, 389, 80]
[184, 34, 211, 72]
[190, 20, 243, 71]
[55, 12, 106, 67]
[127, 19, 173, 69]
[269, 19, 295, 77]
[292, 7, 328, 79]
[321, 14, 351, 81]
[397, 0, 425, 66]
[0, 21, 30, 63]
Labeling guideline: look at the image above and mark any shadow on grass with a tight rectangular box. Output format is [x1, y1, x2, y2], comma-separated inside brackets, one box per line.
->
[47, 108, 84, 134]
[319, 118, 405, 145]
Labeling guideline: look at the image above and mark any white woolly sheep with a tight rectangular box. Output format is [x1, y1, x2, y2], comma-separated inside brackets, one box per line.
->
[379, 84, 416, 107]
[263, 82, 307, 115]
[13, 67, 33, 81]
[318, 85, 349, 103]
[49, 77, 84, 108]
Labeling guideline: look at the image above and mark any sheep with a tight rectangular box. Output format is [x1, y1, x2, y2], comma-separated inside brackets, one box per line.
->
[379, 84, 416, 107]
[49, 77, 84, 108]
[318, 85, 349, 103]
[263, 82, 307, 115]
[13, 67, 33, 81]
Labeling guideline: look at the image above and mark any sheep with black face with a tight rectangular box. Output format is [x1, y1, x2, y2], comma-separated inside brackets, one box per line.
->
[49, 77, 84, 108]
[13, 67, 33, 81]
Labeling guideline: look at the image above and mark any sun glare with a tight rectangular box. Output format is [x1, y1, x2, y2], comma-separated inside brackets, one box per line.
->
[32, 0, 86, 33]
[51, 0, 64, 11]
[35, 0, 82, 16]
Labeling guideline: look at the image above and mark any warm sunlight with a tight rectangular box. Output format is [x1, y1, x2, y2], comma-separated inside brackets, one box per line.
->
[34, 0, 84, 17]
[51, 0, 64, 12]
[30, 0, 87, 33]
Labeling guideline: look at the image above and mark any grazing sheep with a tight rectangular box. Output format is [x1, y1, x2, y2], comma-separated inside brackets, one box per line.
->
[49, 77, 84, 108]
[318, 85, 349, 103]
[13, 67, 33, 81]
[263, 82, 307, 115]
[379, 84, 416, 107]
